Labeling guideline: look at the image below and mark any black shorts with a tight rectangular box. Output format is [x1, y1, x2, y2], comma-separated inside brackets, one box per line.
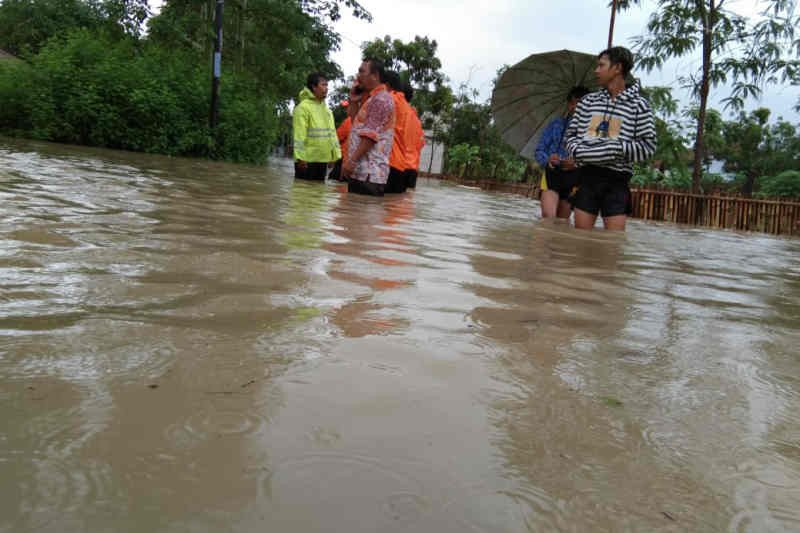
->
[404, 169, 418, 189]
[544, 167, 579, 200]
[569, 165, 632, 217]
[295, 162, 327, 180]
[386, 167, 408, 194]
[347, 178, 385, 196]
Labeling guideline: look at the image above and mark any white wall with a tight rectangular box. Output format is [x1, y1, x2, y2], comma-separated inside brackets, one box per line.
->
[420, 130, 445, 174]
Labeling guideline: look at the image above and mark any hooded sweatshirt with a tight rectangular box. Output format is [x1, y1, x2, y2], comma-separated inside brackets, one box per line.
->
[564, 83, 656, 175]
[293, 87, 341, 163]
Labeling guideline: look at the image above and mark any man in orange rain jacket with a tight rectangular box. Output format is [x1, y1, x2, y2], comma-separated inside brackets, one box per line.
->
[402, 84, 425, 189]
[338, 116, 352, 161]
[384, 71, 413, 194]
[329, 113, 351, 181]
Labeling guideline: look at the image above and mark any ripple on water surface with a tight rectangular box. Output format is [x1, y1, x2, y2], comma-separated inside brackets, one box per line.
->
[2, 142, 800, 531]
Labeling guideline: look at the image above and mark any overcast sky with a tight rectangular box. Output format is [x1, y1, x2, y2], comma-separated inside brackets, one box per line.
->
[149, 0, 798, 121]
[330, 0, 798, 121]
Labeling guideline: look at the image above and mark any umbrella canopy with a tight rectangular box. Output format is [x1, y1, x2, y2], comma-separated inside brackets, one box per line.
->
[491, 49, 599, 161]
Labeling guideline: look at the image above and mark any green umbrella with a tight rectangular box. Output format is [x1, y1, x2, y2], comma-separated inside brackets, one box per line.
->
[491, 49, 599, 161]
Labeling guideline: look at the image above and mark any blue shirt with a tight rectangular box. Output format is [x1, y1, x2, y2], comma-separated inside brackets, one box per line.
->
[534, 117, 570, 167]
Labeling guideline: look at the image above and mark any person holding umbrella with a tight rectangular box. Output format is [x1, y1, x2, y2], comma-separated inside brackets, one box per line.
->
[534, 86, 590, 219]
[564, 47, 656, 231]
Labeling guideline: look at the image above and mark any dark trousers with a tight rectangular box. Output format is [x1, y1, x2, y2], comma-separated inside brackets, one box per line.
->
[295, 162, 327, 180]
[347, 178, 385, 196]
[327, 159, 344, 181]
[386, 167, 407, 194]
[545, 166, 580, 200]
[404, 169, 418, 189]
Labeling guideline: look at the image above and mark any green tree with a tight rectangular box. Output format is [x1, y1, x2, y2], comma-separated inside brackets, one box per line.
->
[0, 0, 102, 55]
[360, 35, 454, 120]
[759, 170, 800, 198]
[144, 0, 372, 152]
[447, 143, 480, 177]
[300, 0, 371, 21]
[714, 108, 800, 196]
[441, 81, 528, 181]
[0, 0, 152, 55]
[0, 28, 281, 162]
[680, 106, 726, 174]
[0, 0, 370, 162]
[642, 86, 689, 172]
[444, 86, 490, 148]
[329, 83, 352, 124]
[103, 0, 151, 37]
[621, 0, 800, 193]
[362, 35, 445, 87]
[148, 0, 370, 101]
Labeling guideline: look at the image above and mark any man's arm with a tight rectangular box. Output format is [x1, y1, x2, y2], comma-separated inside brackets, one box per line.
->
[572, 138, 623, 165]
[342, 137, 376, 177]
[534, 120, 556, 167]
[292, 104, 308, 164]
[575, 102, 656, 166]
[565, 98, 623, 166]
[349, 137, 376, 165]
[620, 99, 656, 163]
[327, 109, 342, 161]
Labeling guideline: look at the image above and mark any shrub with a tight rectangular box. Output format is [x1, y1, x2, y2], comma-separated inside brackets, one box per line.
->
[447, 143, 480, 177]
[0, 29, 279, 163]
[757, 170, 800, 199]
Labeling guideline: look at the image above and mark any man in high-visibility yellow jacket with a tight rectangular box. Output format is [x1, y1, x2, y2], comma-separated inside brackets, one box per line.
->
[293, 73, 341, 180]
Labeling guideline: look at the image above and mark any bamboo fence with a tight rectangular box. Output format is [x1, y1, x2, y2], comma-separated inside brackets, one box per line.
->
[630, 189, 800, 236]
[422, 173, 800, 236]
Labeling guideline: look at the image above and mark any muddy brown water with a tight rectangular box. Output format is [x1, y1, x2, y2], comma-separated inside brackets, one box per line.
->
[1, 139, 799, 532]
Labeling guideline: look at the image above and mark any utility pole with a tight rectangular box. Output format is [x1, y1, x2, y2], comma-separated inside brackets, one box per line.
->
[210, 0, 224, 130]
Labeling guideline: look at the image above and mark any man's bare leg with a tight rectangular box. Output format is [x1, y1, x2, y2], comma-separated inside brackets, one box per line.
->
[556, 200, 572, 219]
[603, 214, 627, 231]
[540, 190, 559, 218]
[574, 208, 598, 230]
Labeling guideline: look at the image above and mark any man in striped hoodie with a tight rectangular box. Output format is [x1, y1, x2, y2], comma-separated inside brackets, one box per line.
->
[565, 47, 656, 230]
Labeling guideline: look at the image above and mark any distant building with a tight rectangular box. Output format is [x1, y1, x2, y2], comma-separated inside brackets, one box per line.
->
[420, 129, 445, 174]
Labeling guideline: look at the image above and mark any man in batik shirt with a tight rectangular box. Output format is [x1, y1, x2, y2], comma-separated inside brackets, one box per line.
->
[341, 58, 396, 196]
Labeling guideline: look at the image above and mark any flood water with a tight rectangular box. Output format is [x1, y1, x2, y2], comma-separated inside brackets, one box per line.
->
[1, 138, 799, 532]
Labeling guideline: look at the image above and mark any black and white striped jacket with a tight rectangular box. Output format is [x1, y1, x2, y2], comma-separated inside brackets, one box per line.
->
[564, 83, 656, 174]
